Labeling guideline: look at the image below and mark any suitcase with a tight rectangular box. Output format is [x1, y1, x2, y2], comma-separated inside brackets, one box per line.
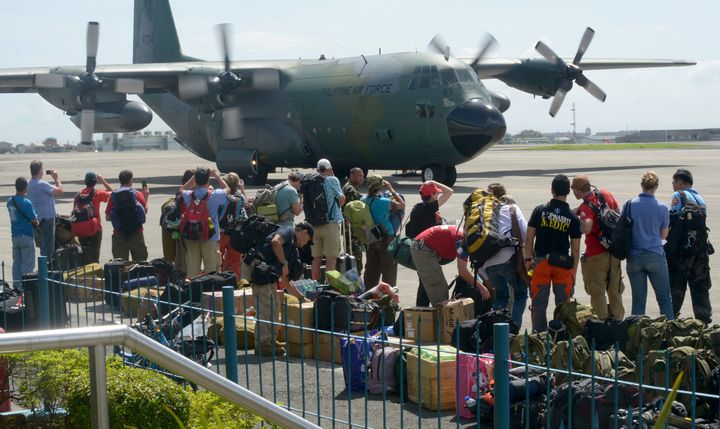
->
[54, 245, 91, 272]
[314, 289, 380, 333]
[103, 260, 157, 309]
[186, 271, 237, 303]
[0, 281, 25, 332]
[22, 271, 68, 328]
[336, 223, 357, 274]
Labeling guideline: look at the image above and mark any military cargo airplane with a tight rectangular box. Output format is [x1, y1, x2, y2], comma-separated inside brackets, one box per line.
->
[0, 0, 695, 186]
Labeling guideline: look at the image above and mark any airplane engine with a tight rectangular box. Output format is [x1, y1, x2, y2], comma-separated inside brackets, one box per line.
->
[69, 100, 153, 133]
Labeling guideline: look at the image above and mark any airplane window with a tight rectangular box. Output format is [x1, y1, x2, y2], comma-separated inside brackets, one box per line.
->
[414, 66, 422, 74]
[430, 74, 440, 88]
[418, 75, 430, 89]
[456, 69, 474, 82]
[430, 66, 438, 72]
[427, 103, 436, 118]
[440, 69, 458, 84]
[416, 103, 427, 118]
[422, 66, 430, 73]
[408, 76, 419, 90]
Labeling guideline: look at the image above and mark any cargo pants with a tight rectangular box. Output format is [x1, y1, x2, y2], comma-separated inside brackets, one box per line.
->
[530, 259, 574, 333]
[669, 251, 712, 324]
[241, 261, 280, 351]
[581, 251, 625, 320]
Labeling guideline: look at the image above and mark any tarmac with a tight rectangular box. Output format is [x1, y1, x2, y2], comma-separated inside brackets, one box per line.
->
[0, 143, 719, 427]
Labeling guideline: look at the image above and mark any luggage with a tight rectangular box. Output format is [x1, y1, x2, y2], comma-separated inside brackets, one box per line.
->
[23, 271, 67, 328]
[585, 189, 621, 248]
[367, 346, 400, 395]
[300, 172, 330, 226]
[314, 290, 379, 333]
[609, 200, 633, 260]
[550, 335, 591, 384]
[159, 195, 182, 235]
[583, 317, 625, 351]
[509, 332, 551, 366]
[208, 316, 255, 349]
[343, 199, 382, 245]
[340, 336, 373, 393]
[462, 188, 516, 265]
[103, 260, 156, 309]
[122, 276, 158, 292]
[150, 258, 175, 286]
[451, 275, 493, 317]
[64, 263, 105, 302]
[54, 245, 91, 271]
[70, 189, 101, 238]
[218, 193, 244, 233]
[553, 298, 598, 338]
[456, 353, 495, 419]
[229, 214, 279, 254]
[157, 282, 188, 317]
[180, 191, 215, 241]
[110, 188, 146, 236]
[386, 235, 415, 270]
[336, 223, 357, 274]
[371, 295, 399, 327]
[0, 282, 25, 332]
[584, 349, 636, 381]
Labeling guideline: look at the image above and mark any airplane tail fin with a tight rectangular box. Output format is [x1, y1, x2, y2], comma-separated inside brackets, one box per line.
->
[133, 0, 198, 63]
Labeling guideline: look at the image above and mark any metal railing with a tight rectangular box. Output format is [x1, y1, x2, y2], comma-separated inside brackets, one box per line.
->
[0, 324, 319, 429]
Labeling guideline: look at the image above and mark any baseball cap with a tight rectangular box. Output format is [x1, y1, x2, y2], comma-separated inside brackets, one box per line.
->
[673, 169, 693, 185]
[419, 182, 443, 197]
[367, 175, 384, 193]
[85, 170, 98, 181]
[571, 175, 590, 190]
[295, 222, 314, 245]
[317, 158, 332, 171]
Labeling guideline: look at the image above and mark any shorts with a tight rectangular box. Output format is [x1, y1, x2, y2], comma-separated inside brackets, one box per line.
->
[311, 223, 342, 259]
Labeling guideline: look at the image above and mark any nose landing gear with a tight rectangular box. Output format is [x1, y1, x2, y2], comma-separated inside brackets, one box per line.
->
[421, 164, 457, 187]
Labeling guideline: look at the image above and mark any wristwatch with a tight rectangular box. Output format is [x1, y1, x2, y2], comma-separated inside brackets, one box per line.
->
[282, 261, 289, 267]
[525, 257, 534, 262]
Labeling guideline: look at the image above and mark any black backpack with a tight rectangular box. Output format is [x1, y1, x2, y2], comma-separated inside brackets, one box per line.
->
[229, 215, 280, 254]
[583, 317, 626, 351]
[300, 172, 330, 226]
[111, 189, 145, 235]
[609, 200, 633, 260]
[585, 189, 621, 247]
[674, 192, 709, 257]
[314, 289, 379, 333]
[218, 193, 243, 233]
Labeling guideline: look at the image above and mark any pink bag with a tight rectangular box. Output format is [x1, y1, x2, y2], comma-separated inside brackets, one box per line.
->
[456, 353, 495, 420]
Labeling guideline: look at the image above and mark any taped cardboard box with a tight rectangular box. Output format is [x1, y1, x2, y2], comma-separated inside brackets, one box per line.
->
[287, 341, 314, 359]
[64, 263, 105, 303]
[202, 288, 284, 319]
[403, 298, 475, 344]
[407, 345, 457, 411]
[434, 298, 475, 344]
[314, 331, 343, 364]
[278, 302, 315, 344]
[121, 287, 165, 320]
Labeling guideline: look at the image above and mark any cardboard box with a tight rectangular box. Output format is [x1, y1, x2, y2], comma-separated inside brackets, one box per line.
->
[287, 341, 314, 359]
[279, 302, 315, 344]
[202, 288, 284, 319]
[314, 332, 343, 364]
[121, 287, 165, 320]
[64, 263, 105, 302]
[407, 345, 457, 411]
[403, 298, 475, 344]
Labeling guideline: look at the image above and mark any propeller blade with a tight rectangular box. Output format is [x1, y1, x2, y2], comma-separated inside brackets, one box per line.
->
[114, 78, 144, 94]
[470, 33, 498, 68]
[549, 87, 567, 118]
[535, 41, 566, 68]
[576, 74, 607, 102]
[80, 109, 95, 144]
[252, 69, 280, 91]
[86, 21, 99, 74]
[218, 23, 232, 73]
[34, 74, 65, 89]
[573, 27, 595, 65]
[178, 74, 210, 99]
[427, 34, 449, 58]
[222, 106, 243, 140]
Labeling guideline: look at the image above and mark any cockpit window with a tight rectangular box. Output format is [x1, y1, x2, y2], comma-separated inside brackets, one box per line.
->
[440, 68, 458, 85]
[418, 75, 430, 89]
[456, 68, 475, 83]
[408, 65, 442, 90]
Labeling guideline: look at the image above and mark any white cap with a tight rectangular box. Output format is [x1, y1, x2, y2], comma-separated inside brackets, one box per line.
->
[317, 158, 332, 170]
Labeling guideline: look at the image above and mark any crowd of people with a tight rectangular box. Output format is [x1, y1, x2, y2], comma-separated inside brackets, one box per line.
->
[6, 159, 714, 347]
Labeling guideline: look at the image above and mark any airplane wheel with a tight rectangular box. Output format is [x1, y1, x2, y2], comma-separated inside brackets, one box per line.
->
[421, 164, 446, 183]
[443, 166, 457, 187]
[243, 163, 269, 186]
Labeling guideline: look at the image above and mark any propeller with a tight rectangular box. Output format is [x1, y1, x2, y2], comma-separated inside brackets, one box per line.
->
[427, 33, 497, 66]
[535, 27, 607, 117]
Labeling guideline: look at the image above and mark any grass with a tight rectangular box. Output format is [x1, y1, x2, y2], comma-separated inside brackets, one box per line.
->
[518, 142, 714, 151]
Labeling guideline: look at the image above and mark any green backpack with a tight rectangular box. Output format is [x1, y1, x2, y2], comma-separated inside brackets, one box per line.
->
[509, 332, 552, 366]
[553, 298, 599, 338]
[343, 200, 381, 245]
[624, 315, 667, 358]
[584, 349, 635, 381]
[550, 335, 591, 384]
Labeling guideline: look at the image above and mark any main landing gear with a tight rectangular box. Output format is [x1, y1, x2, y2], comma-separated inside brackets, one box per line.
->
[421, 164, 457, 187]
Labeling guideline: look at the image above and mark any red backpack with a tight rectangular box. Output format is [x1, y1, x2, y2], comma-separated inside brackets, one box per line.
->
[180, 191, 215, 241]
[70, 189, 101, 238]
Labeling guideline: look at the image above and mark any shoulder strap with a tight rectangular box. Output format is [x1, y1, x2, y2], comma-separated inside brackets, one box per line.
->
[509, 205, 522, 244]
[10, 197, 33, 223]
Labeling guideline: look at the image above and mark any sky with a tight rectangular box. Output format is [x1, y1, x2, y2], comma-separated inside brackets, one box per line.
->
[0, 0, 718, 144]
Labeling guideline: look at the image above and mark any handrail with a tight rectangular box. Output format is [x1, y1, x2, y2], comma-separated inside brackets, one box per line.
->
[0, 325, 320, 429]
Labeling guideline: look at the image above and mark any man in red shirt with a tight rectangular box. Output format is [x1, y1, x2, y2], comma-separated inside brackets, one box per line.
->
[73, 171, 113, 263]
[105, 170, 149, 261]
[571, 175, 625, 319]
[410, 225, 490, 306]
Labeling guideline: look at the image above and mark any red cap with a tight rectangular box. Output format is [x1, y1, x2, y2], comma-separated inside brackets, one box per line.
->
[419, 182, 443, 197]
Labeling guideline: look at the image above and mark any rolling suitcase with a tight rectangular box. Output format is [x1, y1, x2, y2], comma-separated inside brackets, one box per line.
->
[336, 223, 357, 274]
[54, 245, 91, 272]
[22, 271, 68, 328]
[104, 260, 157, 309]
[0, 281, 25, 332]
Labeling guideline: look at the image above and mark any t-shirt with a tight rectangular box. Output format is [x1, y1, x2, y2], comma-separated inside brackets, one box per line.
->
[323, 176, 344, 223]
[7, 195, 37, 238]
[274, 182, 299, 228]
[258, 226, 295, 273]
[627, 193, 669, 257]
[406, 200, 441, 239]
[415, 225, 466, 261]
[105, 187, 148, 234]
[483, 204, 527, 268]
[670, 189, 706, 213]
[76, 187, 111, 230]
[27, 178, 56, 220]
[182, 187, 227, 241]
[576, 188, 619, 258]
[342, 181, 362, 204]
[363, 195, 394, 236]
[528, 199, 582, 256]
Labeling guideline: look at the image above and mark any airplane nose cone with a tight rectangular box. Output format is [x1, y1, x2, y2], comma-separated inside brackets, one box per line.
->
[446, 99, 507, 158]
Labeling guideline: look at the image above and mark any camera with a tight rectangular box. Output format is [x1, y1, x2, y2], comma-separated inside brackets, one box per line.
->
[45, 169, 52, 175]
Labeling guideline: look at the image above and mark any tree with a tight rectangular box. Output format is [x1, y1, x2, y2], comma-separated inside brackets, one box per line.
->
[516, 129, 544, 138]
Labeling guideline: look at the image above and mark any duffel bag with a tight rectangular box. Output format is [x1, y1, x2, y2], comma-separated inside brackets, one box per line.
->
[386, 235, 415, 270]
[186, 271, 237, 303]
[314, 290, 380, 333]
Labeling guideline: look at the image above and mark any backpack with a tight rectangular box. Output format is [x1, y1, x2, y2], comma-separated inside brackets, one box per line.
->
[229, 215, 280, 254]
[585, 189, 621, 247]
[553, 298, 599, 338]
[462, 189, 516, 265]
[340, 336, 374, 393]
[110, 189, 145, 236]
[584, 349, 636, 381]
[672, 191, 710, 257]
[218, 193, 245, 233]
[301, 173, 330, 226]
[159, 195, 183, 235]
[583, 317, 626, 351]
[343, 199, 382, 245]
[70, 189, 101, 238]
[550, 335, 592, 385]
[509, 332, 552, 366]
[180, 191, 215, 241]
[249, 183, 289, 223]
[609, 200, 634, 260]
[367, 346, 400, 394]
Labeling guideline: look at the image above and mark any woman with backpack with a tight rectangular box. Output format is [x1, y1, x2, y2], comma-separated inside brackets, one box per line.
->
[218, 173, 247, 278]
[624, 171, 674, 319]
[72, 171, 113, 263]
[362, 175, 405, 287]
[405, 180, 454, 305]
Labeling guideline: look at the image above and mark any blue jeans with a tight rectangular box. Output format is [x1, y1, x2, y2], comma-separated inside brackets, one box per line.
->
[627, 250, 674, 319]
[487, 259, 528, 329]
[12, 235, 35, 289]
[39, 218, 55, 262]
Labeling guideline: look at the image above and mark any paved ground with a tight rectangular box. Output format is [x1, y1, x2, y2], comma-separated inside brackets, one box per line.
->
[1, 143, 719, 427]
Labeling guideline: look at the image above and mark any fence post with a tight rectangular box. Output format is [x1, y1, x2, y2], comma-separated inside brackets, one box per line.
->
[494, 322, 509, 429]
[38, 256, 49, 329]
[222, 285, 238, 384]
[88, 345, 110, 429]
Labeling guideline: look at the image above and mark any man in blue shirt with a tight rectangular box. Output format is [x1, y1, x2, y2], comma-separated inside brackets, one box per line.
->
[310, 159, 346, 280]
[26, 160, 63, 261]
[274, 172, 303, 228]
[667, 169, 712, 323]
[179, 167, 228, 279]
[7, 177, 39, 289]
